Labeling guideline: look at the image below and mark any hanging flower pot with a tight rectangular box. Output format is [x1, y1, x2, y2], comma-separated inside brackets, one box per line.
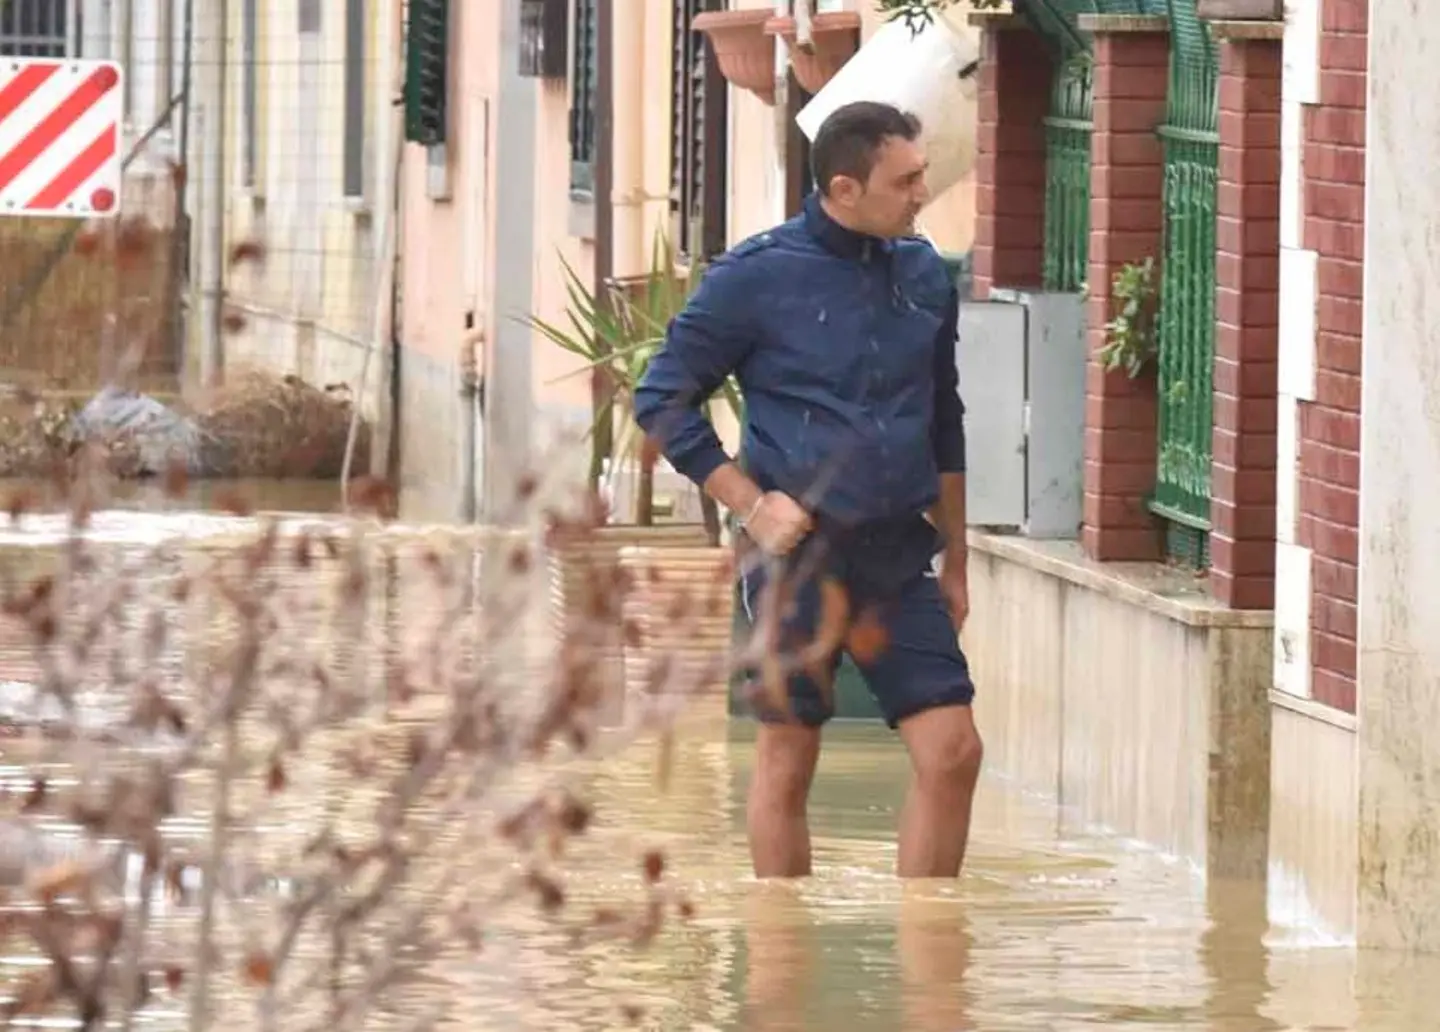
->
[763, 12, 862, 95]
[693, 9, 776, 106]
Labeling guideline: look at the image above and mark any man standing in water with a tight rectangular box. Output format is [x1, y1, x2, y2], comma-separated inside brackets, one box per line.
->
[633, 101, 983, 879]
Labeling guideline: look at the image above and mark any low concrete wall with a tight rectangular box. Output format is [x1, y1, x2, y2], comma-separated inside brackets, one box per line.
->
[963, 532, 1273, 879]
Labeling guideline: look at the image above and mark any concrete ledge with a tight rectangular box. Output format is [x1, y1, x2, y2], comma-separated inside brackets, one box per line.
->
[1270, 688, 1358, 732]
[969, 531, 1273, 629]
[967, 11, 1027, 30]
[1076, 14, 1170, 33]
[964, 534, 1271, 879]
[1206, 18, 1285, 40]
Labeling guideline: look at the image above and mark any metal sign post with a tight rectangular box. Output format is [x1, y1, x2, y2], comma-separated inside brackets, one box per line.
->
[0, 57, 125, 219]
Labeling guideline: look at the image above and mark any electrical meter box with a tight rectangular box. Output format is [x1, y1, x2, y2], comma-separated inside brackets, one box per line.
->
[957, 289, 1087, 540]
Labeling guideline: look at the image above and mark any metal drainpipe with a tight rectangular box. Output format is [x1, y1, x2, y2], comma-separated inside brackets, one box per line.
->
[591, 0, 616, 490]
[460, 319, 482, 523]
[388, 247, 403, 483]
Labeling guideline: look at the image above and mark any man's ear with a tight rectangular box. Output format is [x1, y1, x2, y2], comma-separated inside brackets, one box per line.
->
[828, 174, 863, 208]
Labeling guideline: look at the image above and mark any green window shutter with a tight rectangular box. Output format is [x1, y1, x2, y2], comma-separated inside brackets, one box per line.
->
[569, 0, 598, 193]
[404, 0, 450, 146]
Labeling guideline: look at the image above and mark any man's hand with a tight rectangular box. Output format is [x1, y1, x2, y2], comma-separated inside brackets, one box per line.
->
[742, 491, 813, 558]
[939, 547, 970, 633]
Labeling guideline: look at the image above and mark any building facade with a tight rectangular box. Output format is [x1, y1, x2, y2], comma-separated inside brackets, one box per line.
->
[962, 0, 1440, 953]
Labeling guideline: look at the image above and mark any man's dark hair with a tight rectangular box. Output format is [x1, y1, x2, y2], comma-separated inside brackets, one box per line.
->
[810, 101, 922, 196]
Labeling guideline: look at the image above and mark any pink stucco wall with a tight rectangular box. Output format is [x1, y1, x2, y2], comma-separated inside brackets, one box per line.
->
[397, 3, 593, 419]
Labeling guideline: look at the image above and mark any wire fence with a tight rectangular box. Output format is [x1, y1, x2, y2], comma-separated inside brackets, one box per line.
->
[0, 0, 388, 401]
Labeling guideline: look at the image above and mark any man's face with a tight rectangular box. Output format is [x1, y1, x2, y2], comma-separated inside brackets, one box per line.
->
[829, 135, 931, 239]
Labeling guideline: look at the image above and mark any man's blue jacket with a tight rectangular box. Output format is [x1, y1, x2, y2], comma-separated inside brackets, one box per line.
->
[633, 193, 967, 528]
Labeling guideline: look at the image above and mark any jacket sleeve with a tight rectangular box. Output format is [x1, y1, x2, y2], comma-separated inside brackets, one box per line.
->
[931, 283, 967, 474]
[633, 258, 754, 488]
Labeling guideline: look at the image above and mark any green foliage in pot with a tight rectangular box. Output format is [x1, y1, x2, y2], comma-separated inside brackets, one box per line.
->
[1098, 256, 1159, 379]
[523, 231, 742, 543]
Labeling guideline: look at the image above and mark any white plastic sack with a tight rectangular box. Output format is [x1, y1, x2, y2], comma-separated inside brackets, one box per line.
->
[795, 16, 980, 201]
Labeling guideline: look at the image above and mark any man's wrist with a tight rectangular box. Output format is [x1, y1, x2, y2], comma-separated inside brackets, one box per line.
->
[703, 462, 763, 519]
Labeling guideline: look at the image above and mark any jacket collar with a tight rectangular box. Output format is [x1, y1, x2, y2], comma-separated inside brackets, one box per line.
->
[801, 192, 893, 264]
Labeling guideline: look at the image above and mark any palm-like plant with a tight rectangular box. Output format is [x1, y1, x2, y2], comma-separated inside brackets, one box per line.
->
[523, 231, 742, 544]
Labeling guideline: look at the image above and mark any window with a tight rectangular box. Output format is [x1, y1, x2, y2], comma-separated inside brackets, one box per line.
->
[0, 0, 70, 57]
[569, 0, 598, 196]
[670, 0, 727, 260]
[404, 0, 450, 146]
[241, 0, 258, 189]
[343, 0, 367, 198]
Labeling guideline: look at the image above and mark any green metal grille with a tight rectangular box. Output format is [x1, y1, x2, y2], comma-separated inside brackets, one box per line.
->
[1022, 0, 1091, 50]
[403, 0, 449, 146]
[1014, 1, 1095, 295]
[1042, 55, 1093, 292]
[1150, 0, 1218, 565]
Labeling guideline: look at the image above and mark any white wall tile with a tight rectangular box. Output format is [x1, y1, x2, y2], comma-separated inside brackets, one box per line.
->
[1274, 542, 1313, 698]
[1279, 246, 1319, 402]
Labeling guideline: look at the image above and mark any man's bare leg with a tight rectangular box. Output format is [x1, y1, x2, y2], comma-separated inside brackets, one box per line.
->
[895, 704, 983, 878]
[747, 723, 823, 878]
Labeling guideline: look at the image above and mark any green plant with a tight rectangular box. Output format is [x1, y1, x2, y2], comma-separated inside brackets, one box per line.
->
[875, 0, 1007, 33]
[522, 231, 742, 540]
[1099, 257, 1159, 379]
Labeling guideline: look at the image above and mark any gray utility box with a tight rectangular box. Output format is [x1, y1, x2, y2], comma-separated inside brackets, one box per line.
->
[956, 290, 1086, 540]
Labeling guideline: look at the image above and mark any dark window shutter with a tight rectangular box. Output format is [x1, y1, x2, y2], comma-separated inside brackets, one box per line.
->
[404, 0, 450, 146]
[569, 0, 599, 193]
[671, 0, 727, 259]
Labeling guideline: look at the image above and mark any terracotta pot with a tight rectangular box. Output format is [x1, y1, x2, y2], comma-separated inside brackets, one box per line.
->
[763, 12, 861, 95]
[693, 8, 776, 106]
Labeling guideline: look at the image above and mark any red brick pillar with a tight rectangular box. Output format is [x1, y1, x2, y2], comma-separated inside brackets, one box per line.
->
[1081, 18, 1169, 561]
[1297, 0, 1366, 713]
[972, 22, 1050, 298]
[1210, 33, 1282, 609]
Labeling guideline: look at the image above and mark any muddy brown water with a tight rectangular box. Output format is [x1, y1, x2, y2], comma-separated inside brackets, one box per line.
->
[0, 480, 1425, 1030]
[0, 715, 1425, 1031]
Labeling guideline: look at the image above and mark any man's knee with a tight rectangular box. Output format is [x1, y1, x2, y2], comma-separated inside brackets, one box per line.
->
[750, 724, 821, 813]
[902, 705, 983, 791]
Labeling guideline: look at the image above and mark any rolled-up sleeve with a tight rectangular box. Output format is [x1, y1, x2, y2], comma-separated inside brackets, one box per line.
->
[931, 284, 967, 474]
[633, 258, 754, 488]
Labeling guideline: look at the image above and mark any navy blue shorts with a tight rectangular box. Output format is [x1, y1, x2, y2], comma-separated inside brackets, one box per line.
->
[735, 521, 976, 729]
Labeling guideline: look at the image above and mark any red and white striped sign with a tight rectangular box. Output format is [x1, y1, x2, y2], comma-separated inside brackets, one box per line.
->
[0, 58, 124, 219]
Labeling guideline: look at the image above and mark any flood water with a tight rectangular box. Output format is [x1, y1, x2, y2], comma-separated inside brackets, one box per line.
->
[0, 711, 1412, 1032]
[0, 480, 1428, 1030]
[472, 714, 1425, 1032]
